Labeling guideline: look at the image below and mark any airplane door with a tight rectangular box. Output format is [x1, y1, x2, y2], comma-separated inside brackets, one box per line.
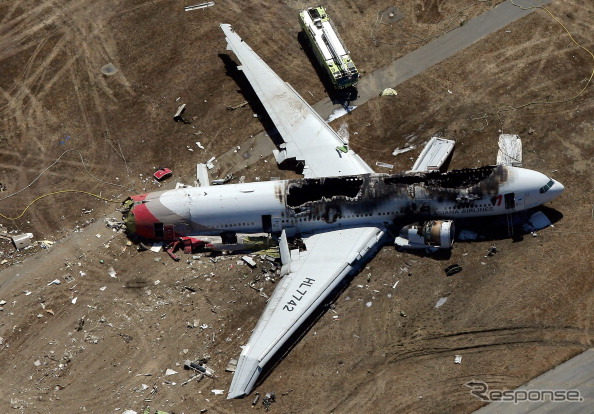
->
[164, 224, 175, 240]
[262, 215, 272, 233]
[504, 193, 516, 210]
[515, 193, 525, 209]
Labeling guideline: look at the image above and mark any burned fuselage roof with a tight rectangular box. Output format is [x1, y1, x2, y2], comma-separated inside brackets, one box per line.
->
[284, 166, 504, 208]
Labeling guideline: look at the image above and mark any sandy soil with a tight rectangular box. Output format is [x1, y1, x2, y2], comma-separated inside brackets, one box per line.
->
[0, 0, 592, 413]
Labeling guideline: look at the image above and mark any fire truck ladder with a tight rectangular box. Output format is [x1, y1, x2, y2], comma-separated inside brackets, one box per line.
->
[320, 28, 350, 77]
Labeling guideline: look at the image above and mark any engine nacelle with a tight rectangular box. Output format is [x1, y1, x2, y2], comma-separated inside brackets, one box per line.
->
[395, 220, 455, 250]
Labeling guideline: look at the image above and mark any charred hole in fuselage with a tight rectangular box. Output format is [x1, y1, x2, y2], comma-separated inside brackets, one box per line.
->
[425, 166, 499, 188]
[286, 176, 364, 207]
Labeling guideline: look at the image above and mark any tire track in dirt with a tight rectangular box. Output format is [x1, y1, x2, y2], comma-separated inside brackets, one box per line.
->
[0, 0, 135, 145]
[387, 325, 588, 363]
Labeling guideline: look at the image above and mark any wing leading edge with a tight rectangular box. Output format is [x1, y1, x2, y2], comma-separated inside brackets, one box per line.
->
[221, 24, 373, 179]
[228, 226, 387, 398]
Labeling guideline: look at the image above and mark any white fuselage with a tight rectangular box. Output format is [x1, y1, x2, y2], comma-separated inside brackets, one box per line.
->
[127, 166, 563, 240]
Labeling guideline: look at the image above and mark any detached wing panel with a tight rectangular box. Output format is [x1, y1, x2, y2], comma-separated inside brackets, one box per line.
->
[221, 24, 373, 178]
[228, 226, 387, 398]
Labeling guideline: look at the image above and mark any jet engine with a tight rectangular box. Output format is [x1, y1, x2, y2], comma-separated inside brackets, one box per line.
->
[395, 220, 455, 250]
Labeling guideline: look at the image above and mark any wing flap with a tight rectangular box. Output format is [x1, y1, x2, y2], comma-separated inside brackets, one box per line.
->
[228, 226, 387, 398]
[221, 24, 373, 178]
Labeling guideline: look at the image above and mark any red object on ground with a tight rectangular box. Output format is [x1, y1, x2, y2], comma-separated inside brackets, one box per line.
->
[153, 168, 173, 181]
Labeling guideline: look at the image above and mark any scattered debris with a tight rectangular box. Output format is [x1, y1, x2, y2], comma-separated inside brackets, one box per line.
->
[107, 267, 117, 278]
[154, 168, 173, 181]
[444, 264, 462, 276]
[47, 279, 61, 286]
[400, 310, 407, 317]
[206, 156, 216, 170]
[392, 280, 399, 289]
[262, 392, 275, 411]
[365, 301, 372, 307]
[184, 360, 215, 377]
[211, 389, 224, 395]
[454, 355, 462, 364]
[196, 141, 205, 149]
[165, 368, 178, 376]
[485, 245, 497, 257]
[38, 240, 55, 249]
[435, 297, 448, 308]
[212, 173, 233, 185]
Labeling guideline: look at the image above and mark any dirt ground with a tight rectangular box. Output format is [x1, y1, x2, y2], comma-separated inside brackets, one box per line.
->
[0, 0, 592, 413]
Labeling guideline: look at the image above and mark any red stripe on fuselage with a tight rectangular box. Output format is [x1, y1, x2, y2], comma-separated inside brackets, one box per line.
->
[131, 197, 160, 239]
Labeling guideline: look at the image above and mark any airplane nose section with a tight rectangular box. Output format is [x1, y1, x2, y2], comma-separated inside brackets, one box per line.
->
[549, 179, 565, 199]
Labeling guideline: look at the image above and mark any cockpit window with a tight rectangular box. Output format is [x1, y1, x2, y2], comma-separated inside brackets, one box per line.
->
[539, 179, 555, 194]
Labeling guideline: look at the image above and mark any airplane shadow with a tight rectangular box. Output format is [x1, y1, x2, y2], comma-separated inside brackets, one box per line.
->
[218, 53, 284, 146]
[296, 31, 358, 107]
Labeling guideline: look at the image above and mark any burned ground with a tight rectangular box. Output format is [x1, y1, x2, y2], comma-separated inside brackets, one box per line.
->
[0, 1, 593, 413]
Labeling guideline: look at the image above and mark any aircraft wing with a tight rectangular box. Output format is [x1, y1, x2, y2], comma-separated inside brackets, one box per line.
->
[221, 24, 374, 179]
[228, 225, 387, 398]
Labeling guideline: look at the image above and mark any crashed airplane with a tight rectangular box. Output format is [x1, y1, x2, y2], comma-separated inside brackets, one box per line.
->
[123, 24, 564, 399]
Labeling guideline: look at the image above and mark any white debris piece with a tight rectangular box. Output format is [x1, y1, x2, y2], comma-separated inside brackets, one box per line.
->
[196, 163, 210, 187]
[241, 256, 257, 268]
[410, 137, 455, 172]
[392, 146, 415, 156]
[206, 156, 216, 170]
[375, 161, 394, 169]
[107, 267, 117, 278]
[435, 297, 448, 308]
[454, 355, 462, 364]
[47, 279, 61, 286]
[185, 2, 215, 11]
[365, 301, 372, 308]
[225, 358, 238, 372]
[12, 233, 34, 250]
[196, 141, 204, 149]
[380, 88, 398, 96]
[165, 369, 178, 376]
[71, 297, 78, 304]
[497, 134, 522, 167]
[149, 243, 163, 253]
[211, 389, 225, 395]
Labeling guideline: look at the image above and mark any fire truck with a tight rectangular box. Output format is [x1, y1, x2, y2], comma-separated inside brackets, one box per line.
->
[299, 6, 359, 89]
